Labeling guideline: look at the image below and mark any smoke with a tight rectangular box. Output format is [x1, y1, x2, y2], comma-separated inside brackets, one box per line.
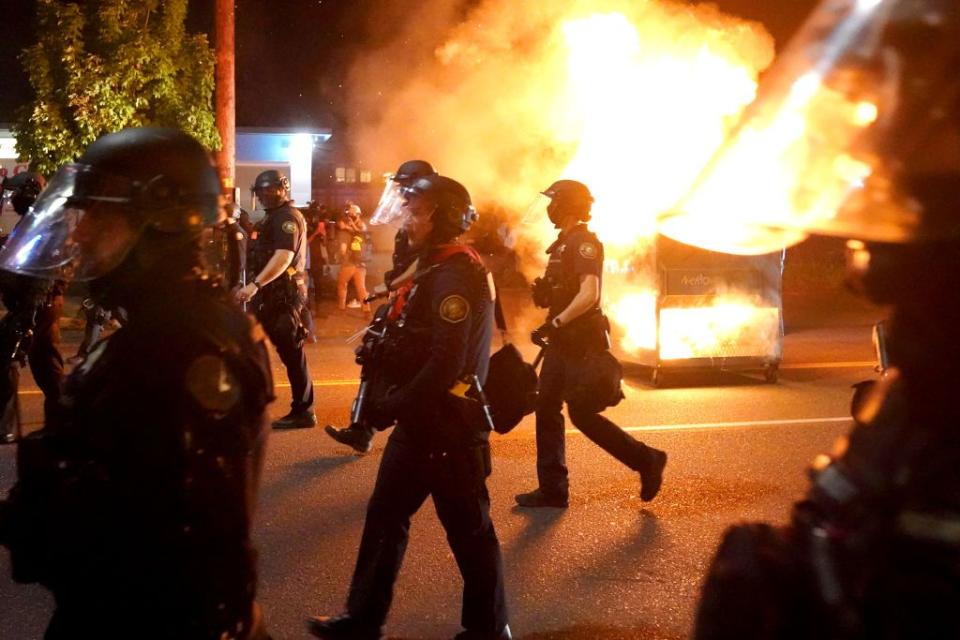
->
[346, 0, 772, 208]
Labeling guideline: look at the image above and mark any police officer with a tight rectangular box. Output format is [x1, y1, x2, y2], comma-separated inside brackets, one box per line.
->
[0, 171, 65, 438]
[0, 127, 273, 639]
[236, 170, 315, 429]
[695, 174, 960, 640]
[515, 180, 667, 508]
[384, 159, 438, 284]
[308, 175, 511, 640]
[691, 3, 960, 634]
[325, 159, 438, 453]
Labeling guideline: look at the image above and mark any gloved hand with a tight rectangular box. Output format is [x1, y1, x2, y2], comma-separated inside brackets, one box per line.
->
[531, 277, 552, 308]
[531, 320, 556, 348]
[367, 385, 401, 431]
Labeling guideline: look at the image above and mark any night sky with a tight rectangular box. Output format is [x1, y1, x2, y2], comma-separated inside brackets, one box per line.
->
[1, 0, 818, 129]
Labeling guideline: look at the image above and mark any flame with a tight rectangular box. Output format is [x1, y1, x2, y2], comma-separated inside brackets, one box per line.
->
[557, 12, 765, 249]
[661, 74, 885, 254]
[346, 0, 781, 362]
[659, 299, 781, 361]
[548, 10, 781, 360]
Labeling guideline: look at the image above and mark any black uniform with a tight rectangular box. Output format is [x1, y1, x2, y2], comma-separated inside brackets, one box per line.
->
[0, 274, 65, 422]
[343, 248, 507, 635]
[249, 201, 314, 414]
[2, 278, 273, 638]
[534, 224, 659, 500]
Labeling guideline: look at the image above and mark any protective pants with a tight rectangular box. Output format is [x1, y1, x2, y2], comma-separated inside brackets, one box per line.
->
[259, 303, 313, 413]
[535, 344, 653, 499]
[346, 436, 508, 634]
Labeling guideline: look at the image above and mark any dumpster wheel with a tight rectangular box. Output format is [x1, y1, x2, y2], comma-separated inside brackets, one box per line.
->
[764, 363, 779, 383]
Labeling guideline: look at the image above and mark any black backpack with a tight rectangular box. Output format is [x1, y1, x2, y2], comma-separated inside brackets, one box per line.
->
[482, 296, 540, 434]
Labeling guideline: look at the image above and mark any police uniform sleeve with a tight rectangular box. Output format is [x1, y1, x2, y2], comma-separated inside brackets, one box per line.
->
[379, 266, 474, 415]
[269, 209, 300, 253]
[570, 231, 603, 278]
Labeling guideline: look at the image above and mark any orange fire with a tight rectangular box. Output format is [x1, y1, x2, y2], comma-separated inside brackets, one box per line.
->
[659, 299, 781, 361]
[540, 10, 779, 360]
[661, 73, 886, 255]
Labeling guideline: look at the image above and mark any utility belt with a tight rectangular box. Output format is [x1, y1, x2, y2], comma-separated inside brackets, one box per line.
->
[448, 374, 496, 433]
[551, 308, 610, 351]
[260, 268, 305, 310]
[424, 441, 492, 492]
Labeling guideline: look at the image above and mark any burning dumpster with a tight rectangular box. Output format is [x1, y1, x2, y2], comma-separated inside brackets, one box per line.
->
[608, 236, 783, 386]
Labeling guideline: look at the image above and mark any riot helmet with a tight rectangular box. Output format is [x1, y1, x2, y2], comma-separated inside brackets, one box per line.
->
[251, 169, 290, 193]
[2, 171, 46, 215]
[0, 127, 220, 281]
[541, 179, 593, 227]
[251, 170, 290, 209]
[370, 160, 438, 226]
[393, 160, 436, 186]
[402, 174, 477, 245]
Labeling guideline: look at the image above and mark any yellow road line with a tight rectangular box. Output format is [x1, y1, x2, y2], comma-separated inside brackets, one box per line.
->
[781, 361, 875, 370]
[15, 379, 360, 397]
[573, 416, 852, 434]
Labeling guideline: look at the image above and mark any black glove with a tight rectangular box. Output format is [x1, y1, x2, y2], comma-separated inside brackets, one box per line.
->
[531, 320, 556, 348]
[531, 277, 552, 308]
[367, 385, 401, 431]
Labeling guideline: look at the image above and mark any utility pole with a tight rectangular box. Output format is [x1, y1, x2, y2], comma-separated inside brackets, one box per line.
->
[215, 0, 236, 195]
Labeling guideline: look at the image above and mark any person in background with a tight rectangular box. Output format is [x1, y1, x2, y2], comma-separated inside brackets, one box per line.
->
[0, 172, 65, 433]
[236, 170, 316, 430]
[336, 204, 371, 315]
[305, 201, 329, 312]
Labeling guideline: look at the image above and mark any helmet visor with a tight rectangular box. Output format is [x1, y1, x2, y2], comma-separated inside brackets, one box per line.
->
[369, 179, 408, 226]
[0, 164, 146, 281]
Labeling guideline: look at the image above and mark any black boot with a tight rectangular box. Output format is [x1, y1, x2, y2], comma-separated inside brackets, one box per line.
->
[324, 424, 373, 453]
[306, 613, 382, 639]
[639, 448, 667, 502]
[271, 410, 317, 430]
[514, 488, 568, 508]
[454, 624, 513, 639]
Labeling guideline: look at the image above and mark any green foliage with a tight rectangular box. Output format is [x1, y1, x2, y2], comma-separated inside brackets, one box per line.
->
[13, 0, 220, 175]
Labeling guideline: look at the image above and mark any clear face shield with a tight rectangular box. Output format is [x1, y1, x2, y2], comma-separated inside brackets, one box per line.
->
[0, 186, 12, 215]
[659, 0, 960, 255]
[0, 164, 148, 281]
[369, 177, 408, 227]
[521, 193, 553, 227]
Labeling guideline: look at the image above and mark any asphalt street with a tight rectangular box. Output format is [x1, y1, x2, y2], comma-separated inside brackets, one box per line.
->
[0, 293, 885, 639]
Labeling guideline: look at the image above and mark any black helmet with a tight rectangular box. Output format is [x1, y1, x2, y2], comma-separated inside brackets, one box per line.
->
[251, 169, 290, 193]
[74, 127, 222, 230]
[392, 160, 436, 185]
[541, 179, 593, 224]
[0, 127, 220, 281]
[403, 174, 477, 241]
[542, 179, 593, 211]
[3, 171, 46, 215]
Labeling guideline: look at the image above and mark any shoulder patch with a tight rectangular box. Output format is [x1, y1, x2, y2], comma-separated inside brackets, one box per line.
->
[439, 294, 470, 323]
[579, 242, 598, 259]
[281, 220, 297, 234]
[185, 354, 241, 415]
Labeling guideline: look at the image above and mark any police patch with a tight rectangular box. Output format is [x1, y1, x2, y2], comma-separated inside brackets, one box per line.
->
[185, 355, 241, 415]
[439, 294, 470, 323]
[282, 220, 297, 234]
[579, 242, 598, 259]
